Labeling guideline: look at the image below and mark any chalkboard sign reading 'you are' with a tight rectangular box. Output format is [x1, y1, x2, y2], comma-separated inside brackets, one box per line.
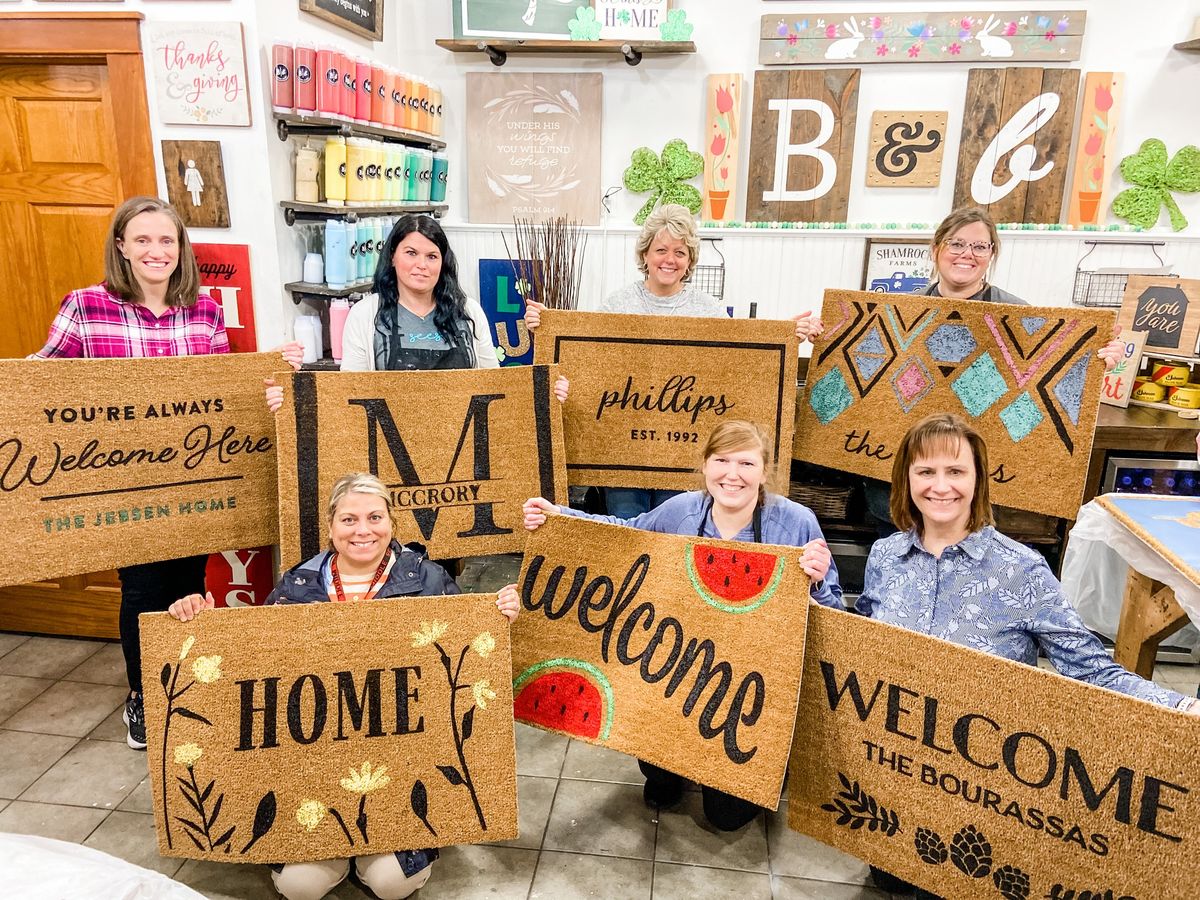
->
[299, 0, 383, 41]
[1118, 276, 1200, 356]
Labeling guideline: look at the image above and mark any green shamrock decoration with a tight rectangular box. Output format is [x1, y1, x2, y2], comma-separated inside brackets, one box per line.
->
[659, 9, 694, 41]
[1111, 138, 1200, 231]
[568, 6, 601, 41]
[617, 9, 631, 25]
[623, 139, 704, 225]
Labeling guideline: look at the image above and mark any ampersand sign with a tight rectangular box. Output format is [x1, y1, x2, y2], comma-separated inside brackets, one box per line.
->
[866, 111, 947, 188]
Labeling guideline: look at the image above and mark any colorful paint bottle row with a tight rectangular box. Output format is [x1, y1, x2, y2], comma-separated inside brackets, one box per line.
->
[271, 41, 443, 137]
[318, 137, 448, 207]
[322, 216, 402, 291]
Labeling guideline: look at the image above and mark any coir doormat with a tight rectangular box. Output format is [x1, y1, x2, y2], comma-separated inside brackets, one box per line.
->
[275, 366, 566, 565]
[511, 514, 811, 809]
[793, 290, 1114, 519]
[0, 355, 280, 587]
[532, 310, 798, 490]
[1096, 494, 1200, 589]
[789, 604, 1200, 900]
[140, 595, 518, 864]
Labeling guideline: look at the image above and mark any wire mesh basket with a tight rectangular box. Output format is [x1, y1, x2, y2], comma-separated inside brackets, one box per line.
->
[690, 237, 726, 302]
[1070, 240, 1172, 308]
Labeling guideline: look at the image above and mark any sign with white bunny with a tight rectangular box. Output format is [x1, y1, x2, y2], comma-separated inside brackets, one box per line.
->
[759, 11, 1086, 66]
[143, 21, 252, 126]
[465, 72, 602, 225]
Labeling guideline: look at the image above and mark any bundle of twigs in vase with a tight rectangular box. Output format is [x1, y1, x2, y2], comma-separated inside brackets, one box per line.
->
[503, 216, 587, 311]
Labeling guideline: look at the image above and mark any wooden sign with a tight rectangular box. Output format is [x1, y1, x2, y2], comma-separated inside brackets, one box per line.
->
[866, 111, 946, 188]
[596, 0, 670, 39]
[465, 72, 602, 225]
[953, 67, 1080, 224]
[513, 515, 811, 809]
[143, 21, 251, 127]
[453, 0, 583, 40]
[478, 259, 533, 366]
[275, 366, 567, 566]
[141, 596, 518, 863]
[162, 141, 229, 228]
[1100, 329, 1147, 409]
[1117, 277, 1200, 356]
[746, 69, 860, 223]
[532, 310, 798, 490]
[703, 74, 743, 222]
[193, 244, 257, 354]
[759, 10, 1087, 66]
[861, 240, 933, 294]
[0, 355, 280, 587]
[794, 291, 1115, 520]
[299, 0, 383, 41]
[1067, 73, 1123, 227]
[790, 604, 1200, 900]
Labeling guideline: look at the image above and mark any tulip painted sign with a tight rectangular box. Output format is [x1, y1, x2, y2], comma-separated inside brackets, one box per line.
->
[1067, 73, 1123, 227]
[513, 515, 812, 809]
[703, 74, 743, 223]
[140, 595, 518, 863]
[789, 604, 1200, 900]
[144, 21, 251, 126]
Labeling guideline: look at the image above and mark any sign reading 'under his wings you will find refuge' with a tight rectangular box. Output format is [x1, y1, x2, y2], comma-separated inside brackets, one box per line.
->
[140, 596, 518, 864]
[511, 515, 812, 809]
[789, 605, 1200, 900]
[275, 366, 566, 566]
[793, 290, 1114, 520]
[0, 355, 280, 588]
[532, 310, 798, 491]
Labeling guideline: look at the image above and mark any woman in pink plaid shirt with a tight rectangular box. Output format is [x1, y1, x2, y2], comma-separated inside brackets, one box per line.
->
[33, 196, 302, 752]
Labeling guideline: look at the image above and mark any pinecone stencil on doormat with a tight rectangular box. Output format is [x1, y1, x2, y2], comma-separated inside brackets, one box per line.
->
[914, 827, 948, 865]
[993, 864, 1032, 899]
[949, 824, 992, 878]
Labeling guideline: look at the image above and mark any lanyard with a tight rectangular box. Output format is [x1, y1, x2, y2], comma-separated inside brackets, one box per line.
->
[697, 497, 762, 542]
[330, 548, 392, 602]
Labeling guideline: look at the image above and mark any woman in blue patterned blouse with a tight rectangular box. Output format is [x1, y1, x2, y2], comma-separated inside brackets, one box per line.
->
[858, 412, 1199, 897]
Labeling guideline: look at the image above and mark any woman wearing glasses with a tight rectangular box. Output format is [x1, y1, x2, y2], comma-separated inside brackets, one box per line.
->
[920, 207, 1025, 303]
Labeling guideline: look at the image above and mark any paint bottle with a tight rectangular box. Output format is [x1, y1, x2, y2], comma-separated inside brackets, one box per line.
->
[429, 82, 443, 137]
[337, 50, 354, 120]
[271, 42, 294, 113]
[371, 218, 385, 273]
[294, 42, 317, 114]
[406, 77, 421, 132]
[369, 140, 386, 204]
[392, 72, 408, 131]
[323, 135, 346, 206]
[324, 220, 349, 289]
[369, 60, 387, 126]
[355, 56, 372, 124]
[345, 137, 369, 206]
[293, 316, 318, 364]
[302, 250, 324, 285]
[430, 152, 448, 204]
[360, 219, 375, 281]
[294, 140, 321, 203]
[417, 149, 434, 203]
[329, 298, 351, 362]
[404, 148, 420, 202]
[316, 46, 340, 119]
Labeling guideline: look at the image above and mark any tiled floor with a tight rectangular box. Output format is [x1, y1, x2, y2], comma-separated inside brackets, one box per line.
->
[1, 556, 1197, 900]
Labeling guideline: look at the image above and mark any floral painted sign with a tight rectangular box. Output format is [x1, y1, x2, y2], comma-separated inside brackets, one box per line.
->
[704, 74, 742, 223]
[1068, 73, 1122, 227]
[144, 21, 251, 126]
[758, 10, 1086, 65]
[465, 72, 602, 225]
[140, 596, 518, 863]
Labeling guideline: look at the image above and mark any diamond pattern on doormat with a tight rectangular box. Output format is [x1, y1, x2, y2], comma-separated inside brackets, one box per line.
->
[951, 352, 1009, 417]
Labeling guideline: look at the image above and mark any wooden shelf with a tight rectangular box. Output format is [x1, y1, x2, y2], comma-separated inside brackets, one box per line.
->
[1129, 398, 1200, 415]
[435, 37, 695, 67]
[284, 279, 374, 303]
[279, 200, 448, 225]
[1174, 38, 1200, 52]
[273, 112, 445, 150]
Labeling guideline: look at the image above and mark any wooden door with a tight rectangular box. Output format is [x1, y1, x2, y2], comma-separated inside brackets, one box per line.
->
[0, 13, 155, 639]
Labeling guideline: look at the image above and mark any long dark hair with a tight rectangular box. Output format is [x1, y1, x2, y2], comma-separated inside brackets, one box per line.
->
[373, 214, 475, 349]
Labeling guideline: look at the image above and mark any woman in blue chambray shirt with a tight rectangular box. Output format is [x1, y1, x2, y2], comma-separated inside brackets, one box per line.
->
[858, 412, 1199, 898]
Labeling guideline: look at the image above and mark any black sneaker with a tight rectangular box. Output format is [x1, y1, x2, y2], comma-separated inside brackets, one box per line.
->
[123, 693, 147, 750]
[642, 774, 684, 811]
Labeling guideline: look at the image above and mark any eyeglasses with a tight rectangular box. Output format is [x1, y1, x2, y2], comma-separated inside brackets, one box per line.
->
[943, 239, 994, 258]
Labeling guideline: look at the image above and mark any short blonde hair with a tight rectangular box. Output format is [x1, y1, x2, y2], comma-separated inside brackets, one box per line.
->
[889, 413, 994, 535]
[635, 204, 701, 280]
[105, 196, 201, 307]
[326, 473, 397, 546]
[698, 420, 776, 506]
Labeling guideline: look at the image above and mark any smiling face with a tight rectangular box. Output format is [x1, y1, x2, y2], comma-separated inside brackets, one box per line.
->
[329, 491, 393, 570]
[935, 220, 992, 296]
[702, 445, 767, 516]
[117, 210, 180, 295]
[391, 230, 443, 299]
[642, 230, 692, 296]
[908, 439, 976, 540]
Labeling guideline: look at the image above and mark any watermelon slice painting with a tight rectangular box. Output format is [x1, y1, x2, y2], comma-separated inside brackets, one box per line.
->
[686, 542, 785, 613]
[513, 658, 614, 742]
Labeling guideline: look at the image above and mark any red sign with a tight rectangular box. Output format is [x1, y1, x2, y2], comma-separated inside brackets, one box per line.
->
[205, 547, 276, 608]
[193, 243, 258, 353]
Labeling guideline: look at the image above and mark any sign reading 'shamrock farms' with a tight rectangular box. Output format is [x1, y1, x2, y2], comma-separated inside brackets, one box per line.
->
[276, 366, 566, 565]
[533, 310, 798, 490]
[512, 515, 812, 809]
[140, 596, 518, 863]
[0, 355, 280, 587]
[790, 605, 1200, 900]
